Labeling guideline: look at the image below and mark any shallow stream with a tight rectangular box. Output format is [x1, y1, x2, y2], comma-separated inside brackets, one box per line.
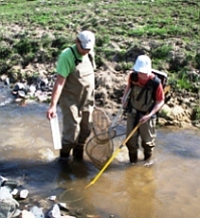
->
[0, 102, 200, 218]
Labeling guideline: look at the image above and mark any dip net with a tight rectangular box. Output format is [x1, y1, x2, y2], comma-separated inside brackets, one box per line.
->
[86, 107, 124, 168]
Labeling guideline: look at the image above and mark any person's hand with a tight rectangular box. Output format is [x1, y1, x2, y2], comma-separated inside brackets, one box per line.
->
[46, 105, 56, 120]
[139, 114, 151, 124]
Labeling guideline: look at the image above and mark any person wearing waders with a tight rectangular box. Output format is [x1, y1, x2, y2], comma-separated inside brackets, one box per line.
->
[122, 55, 164, 163]
[46, 30, 96, 161]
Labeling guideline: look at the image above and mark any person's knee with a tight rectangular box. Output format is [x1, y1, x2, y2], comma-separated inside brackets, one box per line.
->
[142, 140, 155, 150]
[142, 141, 155, 160]
[126, 142, 139, 153]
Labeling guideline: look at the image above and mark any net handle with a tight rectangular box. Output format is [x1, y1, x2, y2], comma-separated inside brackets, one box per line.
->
[84, 122, 140, 189]
[85, 86, 170, 189]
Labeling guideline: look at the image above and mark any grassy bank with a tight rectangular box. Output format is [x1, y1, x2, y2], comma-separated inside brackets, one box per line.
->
[0, 0, 200, 92]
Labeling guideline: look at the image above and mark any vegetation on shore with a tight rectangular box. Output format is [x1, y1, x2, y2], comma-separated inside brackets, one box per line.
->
[0, 0, 200, 120]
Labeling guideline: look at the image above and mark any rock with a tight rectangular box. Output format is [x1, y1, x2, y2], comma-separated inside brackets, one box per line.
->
[158, 117, 168, 126]
[18, 90, 26, 98]
[48, 196, 57, 201]
[11, 188, 18, 196]
[57, 202, 69, 211]
[19, 189, 29, 199]
[4, 77, 10, 86]
[28, 84, 37, 95]
[30, 206, 44, 218]
[36, 199, 53, 213]
[159, 104, 171, 118]
[13, 82, 25, 92]
[0, 187, 13, 201]
[0, 200, 18, 218]
[0, 187, 19, 218]
[47, 196, 69, 212]
[0, 75, 10, 86]
[12, 209, 21, 217]
[19, 210, 36, 218]
[170, 105, 185, 119]
[48, 204, 61, 218]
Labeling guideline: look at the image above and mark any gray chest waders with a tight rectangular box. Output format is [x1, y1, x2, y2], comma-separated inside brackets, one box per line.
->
[126, 84, 157, 163]
[59, 54, 95, 160]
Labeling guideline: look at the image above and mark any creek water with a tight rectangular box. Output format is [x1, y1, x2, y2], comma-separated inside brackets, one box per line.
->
[0, 102, 200, 218]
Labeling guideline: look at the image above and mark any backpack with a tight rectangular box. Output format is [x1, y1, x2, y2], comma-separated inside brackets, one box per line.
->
[151, 68, 168, 89]
[125, 69, 170, 115]
[151, 69, 170, 103]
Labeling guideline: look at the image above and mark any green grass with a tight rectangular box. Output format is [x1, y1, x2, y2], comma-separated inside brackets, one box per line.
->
[0, 0, 199, 91]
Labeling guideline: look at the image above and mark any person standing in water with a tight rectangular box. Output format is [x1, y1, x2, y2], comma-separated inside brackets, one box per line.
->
[47, 30, 96, 161]
[122, 55, 164, 163]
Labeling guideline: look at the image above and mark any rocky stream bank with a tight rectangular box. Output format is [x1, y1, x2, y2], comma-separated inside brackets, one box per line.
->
[0, 66, 200, 129]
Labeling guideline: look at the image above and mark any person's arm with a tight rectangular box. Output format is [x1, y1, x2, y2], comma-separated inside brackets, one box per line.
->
[46, 74, 66, 120]
[139, 100, 164, 124]
[139, 82, 165, 124]
[122, 73, 133, 108]
[122, 84, 131, 108]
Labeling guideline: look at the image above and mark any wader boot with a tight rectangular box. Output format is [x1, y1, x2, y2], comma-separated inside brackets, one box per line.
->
[144, 151, 152, 161]
[73, 146, 84, 161]
[59, 52, 94, 163]
[129, 151, 138, 164]
[59, 145, 71, 161]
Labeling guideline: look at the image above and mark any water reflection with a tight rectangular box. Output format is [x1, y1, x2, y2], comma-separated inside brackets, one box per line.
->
[0, 102, 200, 218]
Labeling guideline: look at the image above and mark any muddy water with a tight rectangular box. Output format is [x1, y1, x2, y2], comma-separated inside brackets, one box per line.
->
[0, 102, 200, 218]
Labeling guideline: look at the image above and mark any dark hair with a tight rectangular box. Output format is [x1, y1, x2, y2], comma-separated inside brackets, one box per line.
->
[130, 71, 138, 82]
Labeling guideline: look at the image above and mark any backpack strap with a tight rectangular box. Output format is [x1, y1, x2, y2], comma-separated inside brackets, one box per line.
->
[69, 46, 82, 65]
[148, 75, 161, 101]
[136, 75, 161, 103]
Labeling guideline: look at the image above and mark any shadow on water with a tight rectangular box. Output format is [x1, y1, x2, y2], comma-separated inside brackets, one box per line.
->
[0, 158, 94, 192]
[0, 157, 101, 216]
[1, 102, 200, 218]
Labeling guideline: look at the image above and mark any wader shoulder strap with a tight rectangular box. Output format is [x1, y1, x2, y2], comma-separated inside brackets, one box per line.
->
[88, 53, 95, 68]
[69, 46, 82, 65]
[136, 76, 161, 104]
[149, 76, 161, 100]
[69, 47, 95, 68]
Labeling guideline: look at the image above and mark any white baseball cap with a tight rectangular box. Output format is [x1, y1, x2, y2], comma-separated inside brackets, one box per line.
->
[78, 30, 95, 50]
[132, 55, 152, 74]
